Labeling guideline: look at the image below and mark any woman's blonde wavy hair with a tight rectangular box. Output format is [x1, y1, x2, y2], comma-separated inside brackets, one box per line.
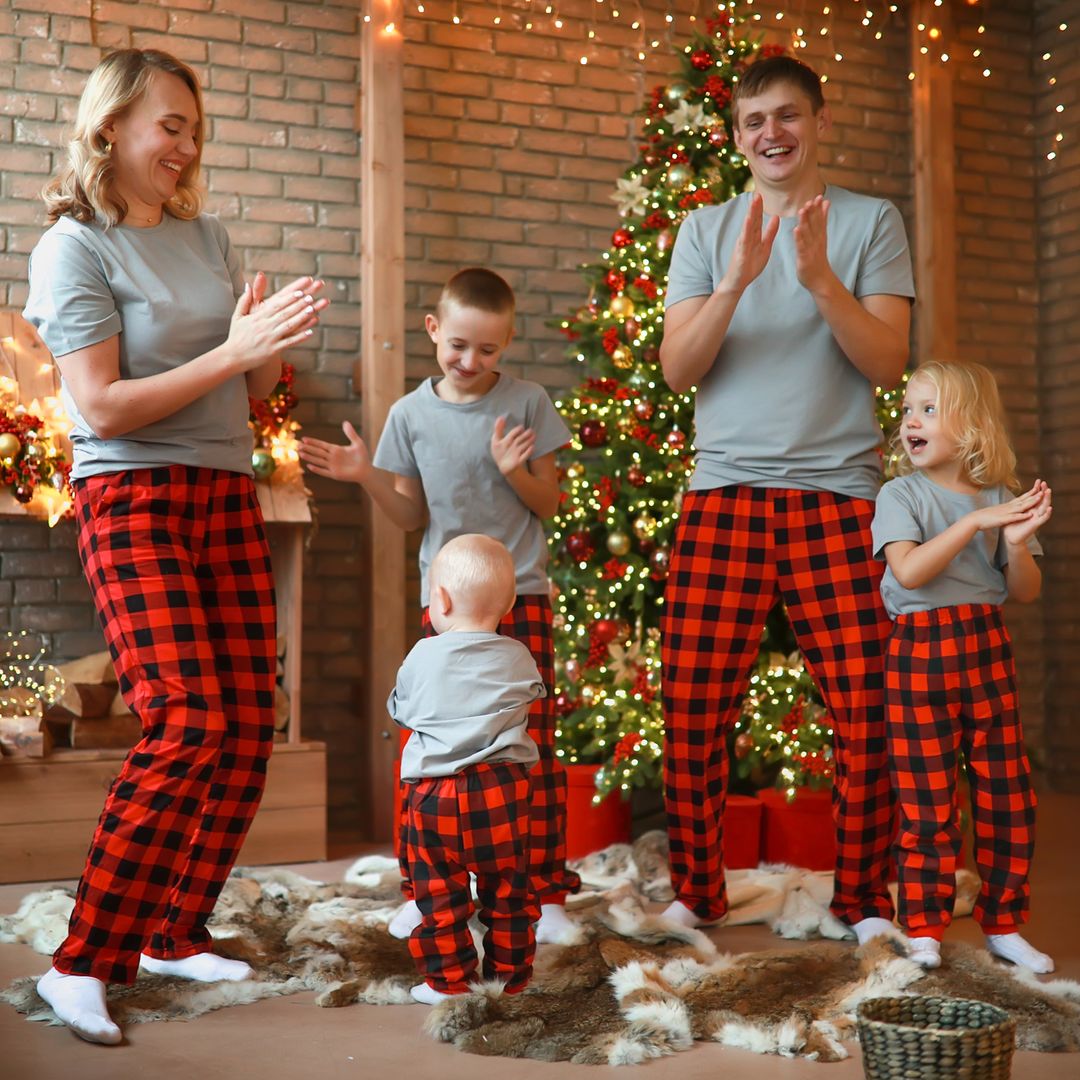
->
[42, 48, 205, 227]
[891, 360, 1018, 491]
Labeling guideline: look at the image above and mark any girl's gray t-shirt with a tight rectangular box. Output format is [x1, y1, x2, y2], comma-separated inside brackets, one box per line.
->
[872, 470, 1042, 617]
[372, 373, 571, 607]
[24, 213, 253, 479]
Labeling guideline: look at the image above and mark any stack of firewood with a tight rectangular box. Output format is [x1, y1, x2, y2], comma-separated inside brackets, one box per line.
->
[40, 651, 292, 750]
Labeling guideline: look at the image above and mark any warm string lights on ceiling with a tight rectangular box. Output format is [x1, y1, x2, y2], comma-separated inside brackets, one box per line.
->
[362, 1, 1069, 162]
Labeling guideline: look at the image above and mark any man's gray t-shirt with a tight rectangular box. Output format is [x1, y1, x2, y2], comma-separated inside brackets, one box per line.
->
[372, 373, 571, 607]
[872, 471, 1042, 617]
[665, 185, 915, 501]
[389, 631, 542, 781]
[23, 214, 253, 479]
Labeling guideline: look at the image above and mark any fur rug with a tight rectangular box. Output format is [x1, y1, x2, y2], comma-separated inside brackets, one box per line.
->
[3, 833, 1078, 1066]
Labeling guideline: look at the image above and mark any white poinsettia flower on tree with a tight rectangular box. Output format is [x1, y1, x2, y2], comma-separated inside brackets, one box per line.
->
[666, 98, 708, 134]
[607, 639, 643, 683]
[611, 174, 651, 217]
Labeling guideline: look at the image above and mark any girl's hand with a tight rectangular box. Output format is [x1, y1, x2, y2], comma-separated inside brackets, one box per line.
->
[298, 420, 371, 484]
[719, 194, 779, 295]
[1003, 481, 1052, 545]
[491, 415, 536, 476]
[968, 481, 1046, 532]
[227, 275, 329, 372]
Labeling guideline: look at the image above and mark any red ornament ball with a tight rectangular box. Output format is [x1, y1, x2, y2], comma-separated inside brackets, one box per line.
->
[554, 691, 576, 716]
[566, 531, 595, 562]
[649, 546, 671, 579]
[12, 483, 33, 504]
[666, 429, 686, 452]
[734, 732, 755, 760]
[590, 618, 622, 646]
[612, 227, 634, 249]
[580, 420, 608, 447]
[626, 465, 647, 488]
[643, 151, 661, 167]
[633, 399, 655, 421]
[605, 269, 626, 291]
[642, 346, 661, 365]
[708, 126, 729, 148]
[691, 49, 715, 71]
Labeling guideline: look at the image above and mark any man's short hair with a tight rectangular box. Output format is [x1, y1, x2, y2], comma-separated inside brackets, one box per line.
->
[732, 55, 825, 127]
[437, 267, 515, 319]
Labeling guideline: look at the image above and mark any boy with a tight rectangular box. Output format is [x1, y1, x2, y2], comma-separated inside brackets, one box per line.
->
[658, 56, 915, 939]
[299, 268, 581, 943]
[391, 534, 543, 1003]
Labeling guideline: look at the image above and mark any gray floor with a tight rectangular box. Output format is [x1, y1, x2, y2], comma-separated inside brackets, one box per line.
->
[3, 795, 1079, 1080]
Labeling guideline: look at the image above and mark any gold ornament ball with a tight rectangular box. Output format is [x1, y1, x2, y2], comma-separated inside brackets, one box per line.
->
[665, 80, 690, 103]
[251, 448, 277, 480]
[609, 294, 636, 319]
[606, 530, 631, 556]
[0, 432, 21, 461]
[633, 513, 657, 541]
[667, 163, 693, 188]
[611, 346, 633, 370]
[566, 463, 585, 480]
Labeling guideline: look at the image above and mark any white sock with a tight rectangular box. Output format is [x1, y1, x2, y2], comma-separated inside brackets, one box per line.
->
[36, 967, 122, 1046]
[138, 953, 253, 982]
[410, 982, 455, 1005]
[985, 932, 1054, 974]
[908, 938, 942, 969]
[388, 899, 422, 940]
[535, 903, 579, 945]
[659, 900, 717, 929]
[852, 917, 897, 946]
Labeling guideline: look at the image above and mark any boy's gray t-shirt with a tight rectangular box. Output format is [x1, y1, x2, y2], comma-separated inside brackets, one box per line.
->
[871, 471, 1042, 617]
[23, 213, 253, 479]
[665, 185, 915, 501]
[373, 373, 571, 606]
[389, 631, 542, 781]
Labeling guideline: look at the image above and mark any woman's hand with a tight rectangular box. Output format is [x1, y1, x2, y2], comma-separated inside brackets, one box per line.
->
[226, 275, 328, 372]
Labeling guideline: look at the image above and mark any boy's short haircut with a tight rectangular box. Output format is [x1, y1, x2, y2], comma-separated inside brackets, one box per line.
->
[437, 267, 515, 320]
[732, 55, 825, 127]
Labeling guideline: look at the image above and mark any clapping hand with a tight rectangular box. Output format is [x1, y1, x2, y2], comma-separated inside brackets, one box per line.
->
[298, 421, 372, 484]
[228, 274, 329, 372]
[719, 193, 779, 294]
[1002, 479, 1052, 545]
[793, 195, 832, 294]
[491, 415, 535, 476]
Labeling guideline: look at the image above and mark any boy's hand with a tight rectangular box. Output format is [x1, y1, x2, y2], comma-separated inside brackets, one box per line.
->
[491, 415, 536, 476]
[719, 193, 779, 295]
[1003, 480, 1052, 546]
[793, 195, 833, 294]
[298, 420, 371, 484]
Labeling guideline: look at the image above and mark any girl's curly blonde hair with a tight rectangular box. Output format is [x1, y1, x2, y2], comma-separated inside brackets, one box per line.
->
[891, 360, 1018, 491]
[42, 48, 205, 227]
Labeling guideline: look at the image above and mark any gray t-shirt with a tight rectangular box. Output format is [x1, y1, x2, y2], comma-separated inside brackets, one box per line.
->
[872, 471, 1042, 617]
[23, 213, 253, 479]
[372, 373, 571, 606]
[665, 185, 915, 501]
[389, 631, 542, 781]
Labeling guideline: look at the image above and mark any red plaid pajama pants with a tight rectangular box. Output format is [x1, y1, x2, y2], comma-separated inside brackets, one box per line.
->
[53, 466, 277, 985]
[661, 486, 896, 924]
[886, 603, 1036, 939]
[405, 762, 539, 994]
[399, 594, 581, 904]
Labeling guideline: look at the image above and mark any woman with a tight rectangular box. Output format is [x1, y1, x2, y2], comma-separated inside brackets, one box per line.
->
[23, 48, 327, 1045]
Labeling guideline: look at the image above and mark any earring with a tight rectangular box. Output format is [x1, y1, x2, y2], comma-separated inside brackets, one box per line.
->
[104, 141, 112, 154]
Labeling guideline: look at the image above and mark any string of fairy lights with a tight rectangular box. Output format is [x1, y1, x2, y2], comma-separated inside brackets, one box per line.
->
[363, 1, 1070, 162]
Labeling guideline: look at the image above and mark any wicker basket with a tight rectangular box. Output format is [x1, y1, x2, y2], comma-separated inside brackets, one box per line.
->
[857, 995, 1016, 1080]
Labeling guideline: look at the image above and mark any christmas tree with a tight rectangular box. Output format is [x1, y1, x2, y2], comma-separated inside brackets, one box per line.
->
[547, 9, 906, 803]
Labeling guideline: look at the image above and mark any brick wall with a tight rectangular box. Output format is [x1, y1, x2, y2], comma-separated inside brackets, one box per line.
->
[0, 1, 1074, 837]
[1036, 0, 1080, 792]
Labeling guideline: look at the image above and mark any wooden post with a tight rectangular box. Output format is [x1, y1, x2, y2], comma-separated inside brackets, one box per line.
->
[910, 0, 958, 360]
[359, 1, 406, 841]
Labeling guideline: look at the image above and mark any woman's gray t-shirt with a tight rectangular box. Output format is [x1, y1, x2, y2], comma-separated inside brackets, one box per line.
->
[24, 213, 253, 479]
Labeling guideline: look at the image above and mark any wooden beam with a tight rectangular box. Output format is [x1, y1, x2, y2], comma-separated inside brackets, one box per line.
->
[910, 0, 958, 360]
[359, 2, 406, 842]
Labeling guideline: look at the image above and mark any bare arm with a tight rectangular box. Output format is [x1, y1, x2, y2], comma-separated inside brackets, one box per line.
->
[883, 483, 1048, 591]
[659, 194, 779, 394]
[1002, 482, 1052, 602]
[58, 276, 323, 441]
[503, 450, 560, 520]
[298, 420, 428, 532]
[794, 196, 910, 388]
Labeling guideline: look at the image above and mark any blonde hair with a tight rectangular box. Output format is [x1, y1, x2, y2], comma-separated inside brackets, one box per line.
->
[42, 49, 205, 227]
[430, 534, 516, 621]
[892, 360, 1018, 490]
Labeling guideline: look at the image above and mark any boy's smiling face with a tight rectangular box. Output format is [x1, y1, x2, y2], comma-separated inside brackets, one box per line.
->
[425, 301, 514, 402]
